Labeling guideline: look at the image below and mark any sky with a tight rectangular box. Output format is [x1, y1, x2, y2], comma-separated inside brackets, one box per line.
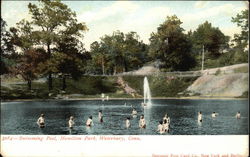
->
[1, 1, 248, 51]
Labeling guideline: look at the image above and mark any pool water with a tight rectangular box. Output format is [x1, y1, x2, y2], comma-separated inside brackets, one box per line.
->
[1, 99, 248, 135]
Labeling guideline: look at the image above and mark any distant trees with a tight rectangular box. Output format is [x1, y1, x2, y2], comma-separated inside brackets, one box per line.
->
[190, 21, 230, 58]
[1, 2, 248, 86]
[231, 9, 248, 63]
[149, 15, 196, 71]
[232, 9, 248, 50]
[88, 31, 148, 75]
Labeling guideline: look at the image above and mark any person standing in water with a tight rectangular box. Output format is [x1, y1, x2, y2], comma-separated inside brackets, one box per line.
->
[163, 114, 167, 121]
[86, 116, 93, 127]
[157, 120, 164, 134]
[68, 116, 75, 129]
[211, 112, 216, 118]
[198, 111, 202, 122]
[139, 115, 146, 129]
[126, 117, 131, 128]
[163, 119, 170, 133]
[132, 108, 137, 115]
[98, 110, 103, 123]
[235, 111, 241, 119]
[37, 113, 45, 128]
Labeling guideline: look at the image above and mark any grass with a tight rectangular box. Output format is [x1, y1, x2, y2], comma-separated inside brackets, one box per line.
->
[233, 66, 248, 73]
[1, 75, 198, 100]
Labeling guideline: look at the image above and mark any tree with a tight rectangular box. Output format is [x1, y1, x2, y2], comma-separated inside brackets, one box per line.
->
[16, 48, 48, 90]
[149, 15, 196, 71]
[231, 9, 248, 63]
[38, 52, 84, 90]
[1, 18, 19, 74]
[232, 9, 248, 50]
[26, 0, 87, 90]
[89, 31, 148, 75]
[191, 21, 229, 58]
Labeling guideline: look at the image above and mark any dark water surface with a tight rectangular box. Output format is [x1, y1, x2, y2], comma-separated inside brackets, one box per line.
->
[1, 99, 248, 135]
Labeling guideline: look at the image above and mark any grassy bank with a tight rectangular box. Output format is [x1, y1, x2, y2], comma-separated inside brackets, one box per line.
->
[1, 75, 198, 100]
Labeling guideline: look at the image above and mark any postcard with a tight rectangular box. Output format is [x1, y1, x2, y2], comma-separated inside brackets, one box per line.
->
[1, 1, 249, 157]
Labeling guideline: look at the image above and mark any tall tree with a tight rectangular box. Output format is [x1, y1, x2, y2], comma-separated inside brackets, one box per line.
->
[1, 18, 19, 74]
[89, 31, 148, 75]
[149, 15, 195, 71]
[17, 48, 48, 90]
[26, 0, 87, 90]
[232, 9, 248, 49]
[191, 21, 229, 58]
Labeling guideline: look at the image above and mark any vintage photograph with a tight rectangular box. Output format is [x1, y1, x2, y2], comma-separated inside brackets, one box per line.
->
[1, 0, 249, 156]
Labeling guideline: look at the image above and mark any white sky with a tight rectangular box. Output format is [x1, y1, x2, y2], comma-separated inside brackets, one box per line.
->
[1, 1, 249, 51]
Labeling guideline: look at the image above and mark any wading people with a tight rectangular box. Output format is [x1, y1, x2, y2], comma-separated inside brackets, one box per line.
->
[163, 113, 168, 121]
[139, 115, 146, 129]
[86, 116, 93, 127]
[126, 117, 131, 128]
[198, 111, 202, 122]
[37, 113, 45, 128]
[157, 120, 164, 134]
[163, 114, 170, 127]
[211, 112, 218, 118]
[98, 110, 103, 123]
[68, 116, 75, 129]
[132, 108, 137, 115]
[163, 119, 170, 133]
[236, 111, 241, 119]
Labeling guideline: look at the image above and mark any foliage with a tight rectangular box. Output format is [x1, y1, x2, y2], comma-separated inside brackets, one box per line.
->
[232, 9, 249, 50]
[26, 0, 88, 90]
[15, 48, 48, 90]
[89, 31, 148, 75]
[190, 21, 230, 58]
[149, 15, 196, 71]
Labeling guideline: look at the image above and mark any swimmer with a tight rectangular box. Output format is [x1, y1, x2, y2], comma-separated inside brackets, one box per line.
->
[198, 111, 202, 122]
[163, 119, 170, 133]
[211, 112, 216, 118]
[163, 114, 170, 126]
[37, 113, 45, 128]
[98, 110, 103, 123]
[157, 120, 164, 134]
[86, 116, 93, 127]
[68, 116, 75, 129]
[236, 111, 241, 119]
[139, 115, 146, 129]
[141, 102, 147, 107]
[126, 117, 131, 128]
[163, 114, 168, 121]
[132, 108, 137, 115]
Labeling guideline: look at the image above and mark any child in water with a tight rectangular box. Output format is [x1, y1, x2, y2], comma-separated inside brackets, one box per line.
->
[139, 115, 146, 129]
[157, 120, 164, 134]
[211, 112, 218, 118]
[86, 116, 93, 127]
[163, 119, 170, 133]
[68, 116, 75, 129]
[198, 111, 202, 122]
[37, 113, 45, 128]
[236, 111, 241, 119]
[98, 110, 103, 123]
[132, 108, 137, 115]
[126, 117, 131, 128]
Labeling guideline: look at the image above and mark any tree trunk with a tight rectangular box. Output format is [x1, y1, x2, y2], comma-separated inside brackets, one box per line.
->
[113, 65, 117, 75]
[27, 79, 32, 91]
[47, 43, 53, 90]
[102, 56, 105, 75]
[62, 75, 66, 91]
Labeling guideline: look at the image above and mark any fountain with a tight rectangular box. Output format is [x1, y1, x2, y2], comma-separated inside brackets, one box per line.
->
[142, 76, 152, 107]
